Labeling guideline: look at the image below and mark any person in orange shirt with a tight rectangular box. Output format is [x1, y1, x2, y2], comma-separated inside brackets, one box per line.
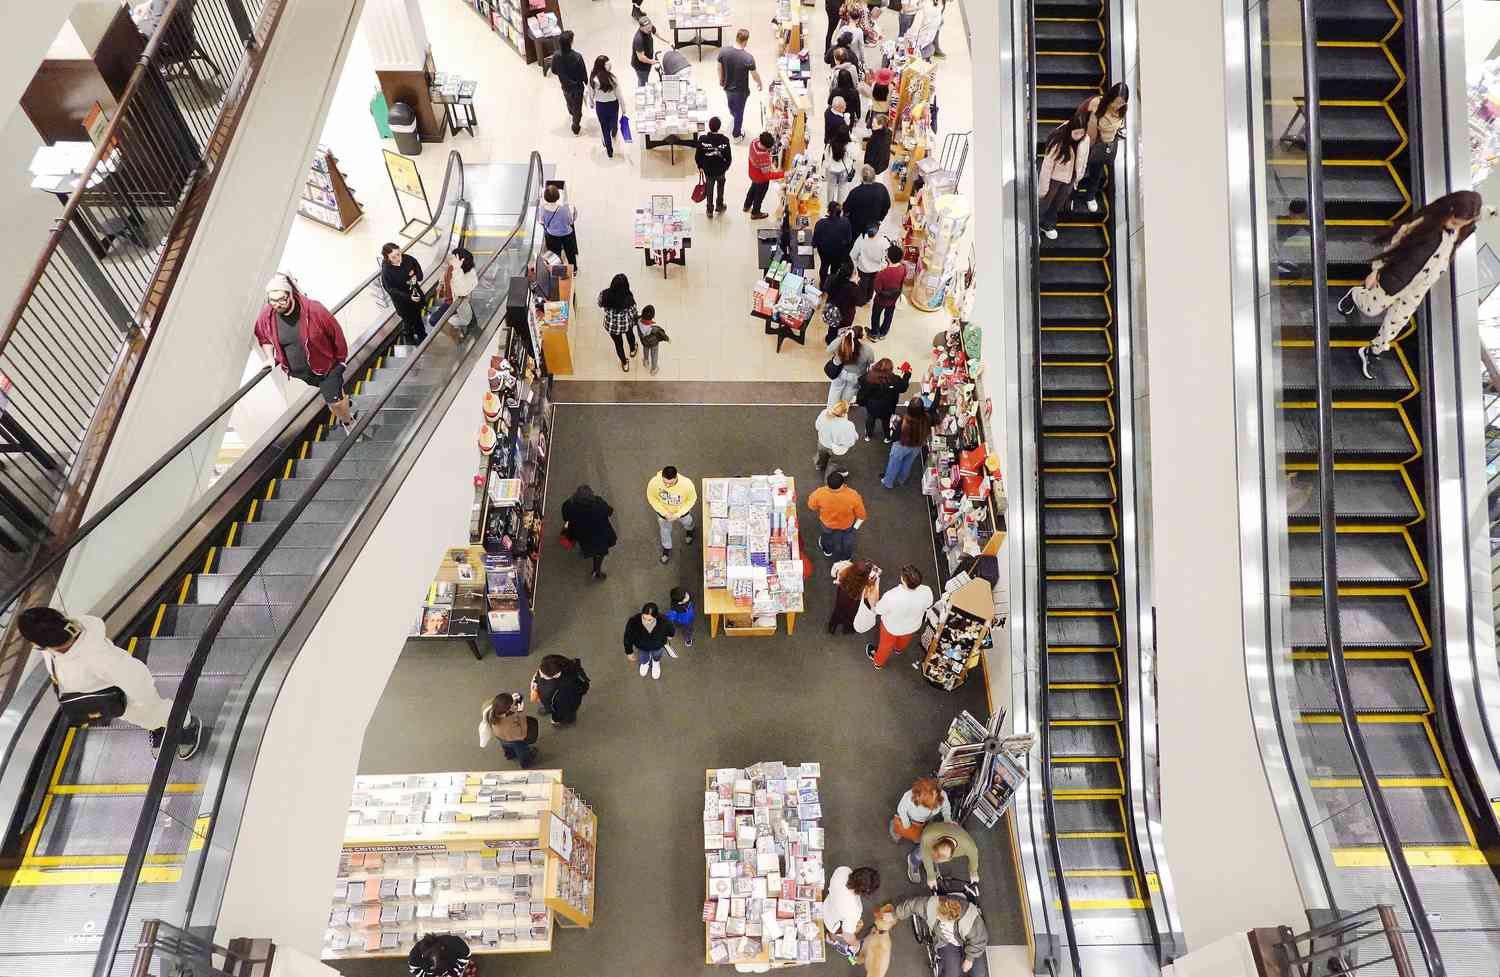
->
[807, 470, 866, 561]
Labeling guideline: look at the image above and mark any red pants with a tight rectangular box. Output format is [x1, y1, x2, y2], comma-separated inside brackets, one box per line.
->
[873, 622, 916, 666]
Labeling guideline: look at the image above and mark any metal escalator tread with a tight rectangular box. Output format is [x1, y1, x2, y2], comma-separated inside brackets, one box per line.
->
[1056, 837, 1131, 871]
[236, 519, 345, 546]
[1293, 657, 1427, 714]
[1046, 614, 1117, 648]
[1043, 506, 1115, 539]
[1275, 285, 1389, 340]
[1286, 531, 1421, 586]
[163, 602, 294, 637]
[1040, 294, 1110, 325]
[1297, 721, 1443, 779]
[1050, 797, 1124, 832]
[1035, 0, 1103, 15]
[1314, 0, 1399, 41]
[308, 438, 400, 460]
[1035, 18, 1103, 51]
[1048, 688, 1120, 721]
[1046, 579, 1116, 612]
[1048, 651, 1119, 683]
[1041, 400, 1112, 432]
[1041, 225, 1108, 257]
[1035, 53, 1104, 87]
[1274, 222, 1382, 275]
[354, 378, 439, 397]
[216, 543, 330, 576]
[1049, 723, 1121, 759]
[1041, 365, 1113, 396]
[1288, 594, 1423, 649]
[1041, 434, 1113, 466]
[1285, 467, 1419, 522]
[273, 477, 370, 502]
[255, 498, 362, 523]
[1316, 786, 1469, 846]
[1051, 874, 1136, 902]
[58, 725, 205, 787]
[1315, 104, 1402, 159]
[35, 791, 202, 857]
[1269, 164, 1406, 220]
[1315, 46, 1400, 99]
[293, 457, 396, 480]
[194, 572, 316, 605]
[1278, 344, 1411, 398]
[141, 636, 267, 673]
[1042, 471, 1115, 502]
[1040, 329, 1110, 361]
[1279, 406, 1414, 460]
[1045, 542, 1116, 574]
[1038, 261, 1109, 291]
[1037, 87, 1087, 121]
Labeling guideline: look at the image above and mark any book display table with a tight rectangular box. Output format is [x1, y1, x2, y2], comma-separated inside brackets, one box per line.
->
[669, 0, 729, 58]
[323, 769, 596, 960]
[703, 762, 827, 970]
[700, 474, 804, 637]
[633, 198, 693, 277]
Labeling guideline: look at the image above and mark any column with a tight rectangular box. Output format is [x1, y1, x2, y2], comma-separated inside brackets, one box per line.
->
[362, 0, 443, 141]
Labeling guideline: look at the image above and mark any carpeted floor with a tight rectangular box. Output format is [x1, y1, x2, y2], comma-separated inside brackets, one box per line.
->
[337, 404, 1023, 977]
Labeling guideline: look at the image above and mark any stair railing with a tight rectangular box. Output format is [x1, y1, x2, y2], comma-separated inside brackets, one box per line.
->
[1252, 906, 1417, 977]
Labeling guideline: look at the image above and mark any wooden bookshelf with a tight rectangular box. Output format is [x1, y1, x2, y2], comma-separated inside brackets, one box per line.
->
[298, 146, 363, 232]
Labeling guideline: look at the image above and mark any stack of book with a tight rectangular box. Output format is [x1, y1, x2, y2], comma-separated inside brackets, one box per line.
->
[703, 476, 804, 616]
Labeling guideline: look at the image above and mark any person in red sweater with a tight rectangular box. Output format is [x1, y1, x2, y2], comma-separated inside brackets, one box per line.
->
[253, 273, 358, 434]
[868, 245, 907, 339]
[743, 131, 785, 220]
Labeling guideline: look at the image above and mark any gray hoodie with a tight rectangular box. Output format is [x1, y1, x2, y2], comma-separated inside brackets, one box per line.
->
[892, 894, 988, 961]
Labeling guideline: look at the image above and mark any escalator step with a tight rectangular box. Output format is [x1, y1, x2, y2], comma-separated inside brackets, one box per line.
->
[1036, 53, 1103, 88]
[1272, 222, 1383, 280]
[1041, 364, 1113, 396]
[1048, 687, 1120, 720]
[293, 457, 393, 480]
[1314, 0, 1399, 42]
[235, 519, 347, 547]
[1047, 579, 1117, 612]
[1315, 786, 1469, 847]
[1048, 650, 1119, 683]
[1049, 723, 1121, 758]
[1052, 874, 1137, 902]
[1041, 434, 1113, 466]
[1315, 104, 1402, 160]
[256, 498, 361, 523]
[352, 390, 431, 410]
[1278, 344, 1412, 400]
[217, 544, 329, 576]
[1035, 0, 1102, 17]
[1042, 471, 1115, 503]
[322, 413, 418, 443]
[141, 636, 268, 674]
[1041, 224, 1109, 258]
[159, 602, 290, 638]
[35, 792, 203, 858]
[1051, 797, 1124, 832]
[1316, 46, 1401, 101]
[1270, 162, 1407, 222]
[1038, 87, 1087, 122]
[1046, 614, 1118, 648]
[1039, 261, 1110, 291]
[1055, 836, 1130, 872]
[354, 379, 438, 398]
[1040, 293, 1110, 325]
[194, 572, 314, 606]
[1298, 720, 1443, 779]
[308, 438, 400, 461]
[1041, 400, 1113, 433]
[1279, 406, 1415, 461]
[1288, 594, 1424, 650]
[1287, 531, 1422, 586]
[273, 477, 370, 502]
[1043, 506, 1116, 539]
[1045, 542, 1116, 574]
[1275, 284, 1396, 342]
[1284, 468, 1417, 522]
[1035, 18, 1103, 52]
[56, 723, 204, 787]
[1041, 328, 1111, 361]
[1293, 657, 1428, 713]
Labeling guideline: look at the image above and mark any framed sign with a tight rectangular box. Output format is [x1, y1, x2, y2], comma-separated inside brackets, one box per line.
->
[382, 149, 434, 238]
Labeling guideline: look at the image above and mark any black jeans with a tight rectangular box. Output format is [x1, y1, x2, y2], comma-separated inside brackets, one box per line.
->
[394, 300, 426, 343]
[562, 85, 585, 131]
[1075, 139, 1116, 201]
[545, 231, 579, 267]
[744, 180, 771, 213]
[591, 553, 606, 574]
[704, 173, 726, 212]
[870, 301, 896, 337]
[609, 331, 639, 365]
[865, 408, 891, 439]
[1038, 180, 1075, 231]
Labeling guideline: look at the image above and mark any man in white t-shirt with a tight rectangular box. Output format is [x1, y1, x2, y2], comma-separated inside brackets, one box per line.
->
[867, 564, 935, 668]
[820, 865, 881, 950]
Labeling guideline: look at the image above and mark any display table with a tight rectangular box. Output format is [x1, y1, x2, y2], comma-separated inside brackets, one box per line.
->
[322, 770, 597, 959]
[634, 76, 711, 160]
[750, 255, 819, 353]
[634, 199, 693, 277]
[429, 73, 479, 136]
[669, 0, 729, 58]
[700, 475, 804, 637]
[703, 762, 827, 969]
[411, 545, 488, 658]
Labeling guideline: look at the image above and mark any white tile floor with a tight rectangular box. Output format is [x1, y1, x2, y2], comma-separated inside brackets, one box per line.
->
[279, 0, 975, 383]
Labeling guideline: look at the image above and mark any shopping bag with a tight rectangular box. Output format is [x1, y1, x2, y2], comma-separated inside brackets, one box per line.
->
[823, 358, 842, 380]
[853, 598, 877, 634]
[691, 177, 707, 203]
[558, 528, 575, 550]
[620, 114, 633, 142]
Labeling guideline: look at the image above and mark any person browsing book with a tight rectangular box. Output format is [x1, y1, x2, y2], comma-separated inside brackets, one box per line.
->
[821, 865, 881, 942]
[478, 691, 537, 768]
[867, 564, 934, 669]
[407, 934, 470, 977]
[647, 465, 697, 563]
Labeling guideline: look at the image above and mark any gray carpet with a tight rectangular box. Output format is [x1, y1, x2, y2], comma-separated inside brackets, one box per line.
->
[337, 404, 1024, 977]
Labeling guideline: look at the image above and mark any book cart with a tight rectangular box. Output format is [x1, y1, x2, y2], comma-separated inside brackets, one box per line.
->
[700, 474, 803, 637]
[703, 762, 827, 969]
[298, 146, 363, 232]
[920, 575, 995, 691]
[322, 770, 596, 961]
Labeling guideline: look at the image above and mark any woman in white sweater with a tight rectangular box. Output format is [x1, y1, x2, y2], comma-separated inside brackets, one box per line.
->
[1037, 108, 1091, 239]
[816, 400, 859, 472]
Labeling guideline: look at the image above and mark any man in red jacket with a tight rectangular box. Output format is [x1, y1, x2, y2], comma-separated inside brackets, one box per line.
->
[743, 131, 785, 220]
[253, 273, 359, 434]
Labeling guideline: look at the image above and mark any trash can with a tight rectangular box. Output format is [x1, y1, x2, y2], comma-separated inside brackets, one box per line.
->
[389, 101, 421, 156]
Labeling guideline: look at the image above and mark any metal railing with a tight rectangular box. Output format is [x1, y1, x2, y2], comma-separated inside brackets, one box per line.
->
[1253, 905, 1417, 977]
[1482, 350, 1500, 655]
[130, 920, 273, 977]
[0, 0, 282, 665]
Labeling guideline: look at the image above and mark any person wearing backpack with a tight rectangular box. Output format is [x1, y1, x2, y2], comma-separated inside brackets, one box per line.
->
[478, 691, 538, 767]
[694, 117, 734, 217]
[530, 655, 591, 727]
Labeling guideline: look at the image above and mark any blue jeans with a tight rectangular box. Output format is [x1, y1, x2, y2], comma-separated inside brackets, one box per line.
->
[634, 646, 664, 665]
[501, 739, 536, 767]
[820, 526, 855, 560]
[883, 442, 922, 487]
[596, 99, 620, 156]
[726, 90, 749, 137]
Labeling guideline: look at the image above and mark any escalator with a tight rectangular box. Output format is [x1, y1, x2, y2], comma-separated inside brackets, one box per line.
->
[0, 152, 545, 977]
[1259, 0, 1500, 969]
[1032, 0, 1159, 960]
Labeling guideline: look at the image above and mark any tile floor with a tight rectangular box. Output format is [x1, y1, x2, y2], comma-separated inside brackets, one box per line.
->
[279, 0, 975, 384]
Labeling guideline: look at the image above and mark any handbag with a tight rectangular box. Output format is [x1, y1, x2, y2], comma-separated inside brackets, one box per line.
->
[823, 357, 842, 380]
[45, 654, 126, 726]
[620, 114, 633, 142]
[853, 597, 877, 633]
[822, 302, 843, 331]
[691, 176, 707, 203]
[558, 527, 575, 550]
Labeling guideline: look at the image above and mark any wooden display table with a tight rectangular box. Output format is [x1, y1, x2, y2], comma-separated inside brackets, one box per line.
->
[323, 769, 595, 960]
[700, 475, 804, 637]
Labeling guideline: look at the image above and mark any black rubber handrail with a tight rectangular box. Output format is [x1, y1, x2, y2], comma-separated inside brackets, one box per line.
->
[1298, 3, 1444, 973]
[85, 147, 480, 977]
[1023, 0, 1083, 970]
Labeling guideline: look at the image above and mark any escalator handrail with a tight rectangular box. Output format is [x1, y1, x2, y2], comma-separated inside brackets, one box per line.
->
[1023, 0, 1084, 969]
[85, 147, 483, 977]
[1297, 6, 1445, 974]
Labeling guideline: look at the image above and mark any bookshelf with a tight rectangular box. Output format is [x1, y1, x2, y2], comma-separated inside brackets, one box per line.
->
[298, 146, 363, 232]
[936, 711, 1033, 828]
[322, 770, 595, 960]
[459, 0, 565, 67]
[919, 576, 994, 691]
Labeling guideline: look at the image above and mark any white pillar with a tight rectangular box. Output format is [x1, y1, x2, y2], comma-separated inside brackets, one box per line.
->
[360, 0, 429, 71]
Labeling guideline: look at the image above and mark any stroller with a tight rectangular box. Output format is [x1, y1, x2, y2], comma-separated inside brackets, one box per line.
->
[910, 874, 984, 977]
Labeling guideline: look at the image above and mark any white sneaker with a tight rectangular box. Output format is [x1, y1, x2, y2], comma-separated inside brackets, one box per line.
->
[1086, 198, 1099, 213]
[639, 661, 650, 677]
[1357, 345, 1374, 380]
[651, 659, 662, 679]
[665, 644, 679, 658]
[1042, 227, 1059, 240]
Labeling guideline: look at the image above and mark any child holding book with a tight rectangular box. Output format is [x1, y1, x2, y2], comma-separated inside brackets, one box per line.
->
[637, 304, 671, 375]
[665, 586, 696, 647]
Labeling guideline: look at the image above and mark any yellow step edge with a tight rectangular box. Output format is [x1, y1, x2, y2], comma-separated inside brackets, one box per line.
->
[0, 866, 182, 887]
[1333, 847, 1487, 868]
[1054, 899, 1149, 911]
[49, 783, 203, 796]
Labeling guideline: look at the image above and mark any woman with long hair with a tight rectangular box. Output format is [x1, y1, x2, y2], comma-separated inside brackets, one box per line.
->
[828, 558, 879, 634]
[560, 484, 617, 579]
[826, 324, 874, 407]
[1075, 82, 1128, 213]
[824, 261, 863, 344]
[882, 400, 930, 488]
[589, 56, 621, 158]
[430, 247, 478, 330]
[823, 131, 856, 207]
[598, 272, 640, 371]
[1338, 190, 1494, 378]
[1036, 108, 1091, 239]
[855, 357, 912, 442]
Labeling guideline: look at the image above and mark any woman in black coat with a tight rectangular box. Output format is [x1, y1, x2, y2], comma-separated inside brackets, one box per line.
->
[855, 357, 912, 442]
[560, 484, 618, 579]
[531, 655, 590, 727]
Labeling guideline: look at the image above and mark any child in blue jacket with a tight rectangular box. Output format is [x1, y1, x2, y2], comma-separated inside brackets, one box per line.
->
[665, 586, 696, 647]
